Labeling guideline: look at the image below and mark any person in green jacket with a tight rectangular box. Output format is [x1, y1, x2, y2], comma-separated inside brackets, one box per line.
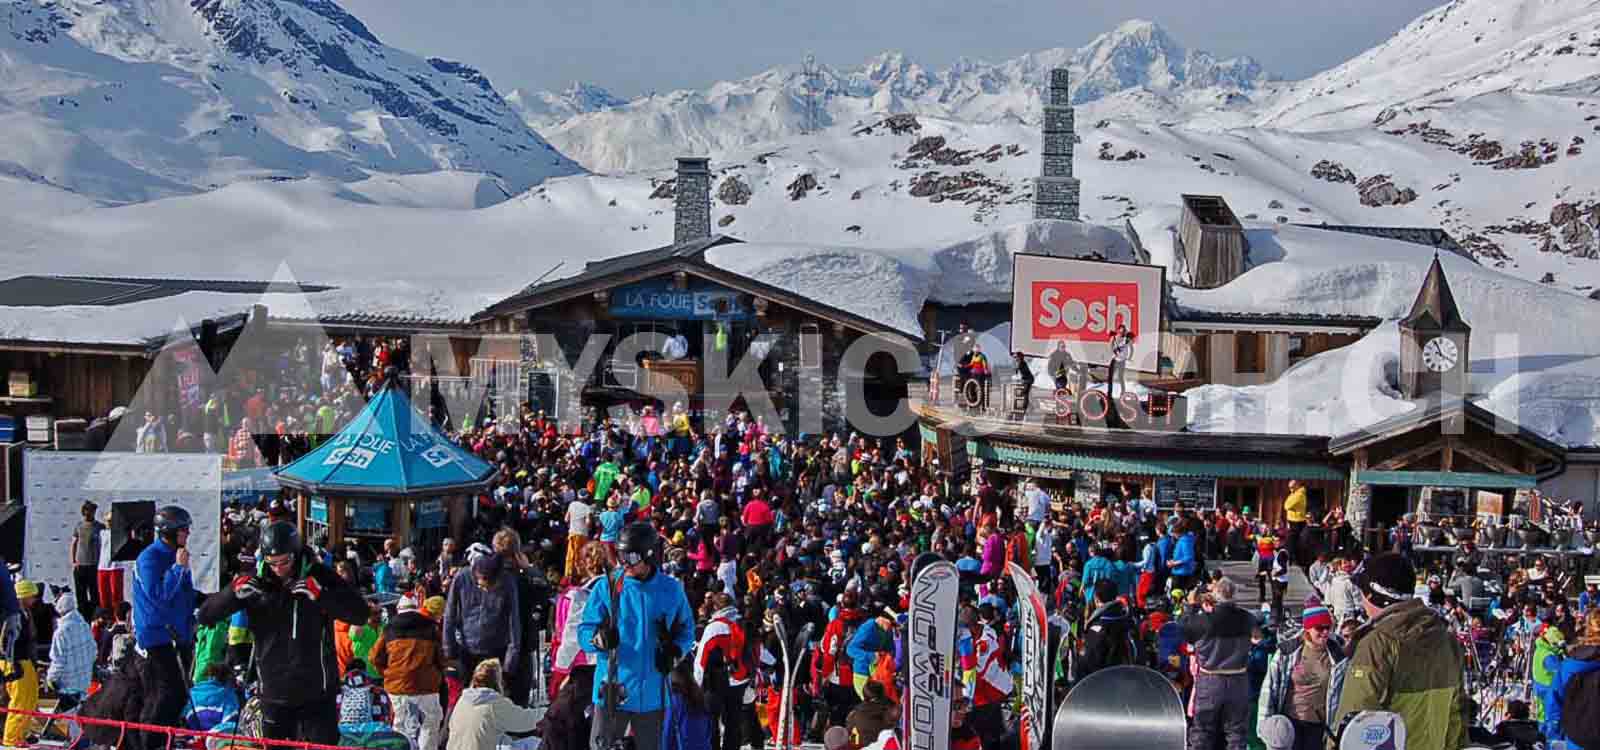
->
[1333, 553, 1468, 750]
[192, 619, 229, 684]
[1532, 625, 1566, 724]
[350, 608, 384, 679]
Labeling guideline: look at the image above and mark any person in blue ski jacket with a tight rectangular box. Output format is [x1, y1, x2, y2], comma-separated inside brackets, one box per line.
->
[1081, 544, 1118, 606]
[132, 506, 198, 750]
[1167, 520, 1200, 592]
[845, 607, 895, 697]
[580, 522, 696, 750]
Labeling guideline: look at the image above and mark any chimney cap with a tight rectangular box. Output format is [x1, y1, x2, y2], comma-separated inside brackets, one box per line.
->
[676, 157, 711, 173]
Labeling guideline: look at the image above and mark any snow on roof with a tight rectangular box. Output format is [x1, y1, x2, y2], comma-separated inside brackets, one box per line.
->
[706, 220, 1141, 337]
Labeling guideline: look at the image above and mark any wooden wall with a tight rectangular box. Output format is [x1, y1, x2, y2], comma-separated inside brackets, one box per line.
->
[0, 350, 149, 422]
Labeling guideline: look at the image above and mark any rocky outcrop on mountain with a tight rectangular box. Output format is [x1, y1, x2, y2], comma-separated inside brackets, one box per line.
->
[717, 175, 751, 205]
[1544, 202, 1600, 259]
[1098, 143, 1145, 161]
[1356, 175, 1418, 207]
[787, 173, 818, 200]
[1311, 160, 1356, 183]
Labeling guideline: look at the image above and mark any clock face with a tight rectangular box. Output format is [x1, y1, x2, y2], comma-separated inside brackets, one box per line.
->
[1421, 336, 1459, 373]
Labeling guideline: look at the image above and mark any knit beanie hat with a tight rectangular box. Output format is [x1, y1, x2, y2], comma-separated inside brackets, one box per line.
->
[398, 594, 419, 614]
[423, 595, 446, 619]
[1258, 715, 1294, 750]
[1302, 596, 1333, 630]
[1353, 552, 1415, 608]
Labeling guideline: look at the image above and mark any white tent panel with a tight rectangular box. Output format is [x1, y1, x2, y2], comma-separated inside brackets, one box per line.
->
[23, 452, 222, 594]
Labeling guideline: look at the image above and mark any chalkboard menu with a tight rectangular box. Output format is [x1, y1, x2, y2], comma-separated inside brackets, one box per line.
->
[1073, 471, 1102, 509]
[1155, 477, 1218, 510]
[526, 371, 559, 420]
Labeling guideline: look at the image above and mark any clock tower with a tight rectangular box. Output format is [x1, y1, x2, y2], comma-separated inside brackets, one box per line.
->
[1399, 254, 1471, 400]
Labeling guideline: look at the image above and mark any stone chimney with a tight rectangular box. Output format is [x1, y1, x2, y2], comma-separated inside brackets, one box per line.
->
[673, 157, 712, 245]
[1033, 68, 1080, 221]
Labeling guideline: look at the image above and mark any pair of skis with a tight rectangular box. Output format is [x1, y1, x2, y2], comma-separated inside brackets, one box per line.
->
[769, 616, 814, 750]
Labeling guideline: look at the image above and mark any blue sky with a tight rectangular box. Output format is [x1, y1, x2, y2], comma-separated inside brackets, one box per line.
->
[339, 0, 1445, 99]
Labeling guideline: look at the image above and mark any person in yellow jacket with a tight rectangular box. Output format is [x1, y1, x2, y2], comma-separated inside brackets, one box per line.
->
[1283, 480, 1308, 576]
[2, 580, 40, 748]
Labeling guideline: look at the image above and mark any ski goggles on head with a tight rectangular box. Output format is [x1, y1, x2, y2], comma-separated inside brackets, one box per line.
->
[621, 548, 647, 567]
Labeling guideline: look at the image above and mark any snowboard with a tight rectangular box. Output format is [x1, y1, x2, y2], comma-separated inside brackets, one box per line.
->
[905, 559, 959, 750]
[1336, 711, 1407, 750]
[1009, 562, 1052, 750]
[1051, 666, 1184, 750]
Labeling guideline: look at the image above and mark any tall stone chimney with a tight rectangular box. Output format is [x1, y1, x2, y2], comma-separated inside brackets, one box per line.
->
[1033, 69, 1080, 221]
[673, 157, 712, 245]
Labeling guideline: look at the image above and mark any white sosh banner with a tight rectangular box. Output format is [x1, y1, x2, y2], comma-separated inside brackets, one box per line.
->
[1008, 562, 1051, 750]
[1009, 253, 1165, 372]
[906, 560, 959, 750]
[23, 452, 223, 594]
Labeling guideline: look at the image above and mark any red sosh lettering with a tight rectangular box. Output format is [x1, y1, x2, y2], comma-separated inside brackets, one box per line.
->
[1031, 281, 1139, 342]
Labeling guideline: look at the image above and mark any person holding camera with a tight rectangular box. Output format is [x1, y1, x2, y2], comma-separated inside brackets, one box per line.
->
[579, 522, 696, 750]
[1180, 577, 1254, 750]
[198, 521, 369, 745]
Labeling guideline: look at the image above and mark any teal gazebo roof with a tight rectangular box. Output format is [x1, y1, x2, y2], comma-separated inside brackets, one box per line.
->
[276, 383, 496, 498]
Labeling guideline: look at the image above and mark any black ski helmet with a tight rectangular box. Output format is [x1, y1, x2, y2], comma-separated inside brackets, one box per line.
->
[259, 521, 303, 558]
[617, 522, 661, 569]
[153, 506, 192, 538]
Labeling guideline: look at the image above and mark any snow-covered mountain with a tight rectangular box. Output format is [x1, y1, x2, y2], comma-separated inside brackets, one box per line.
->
[0, 0, 582, 204]
[1257, 0, 1600, 130]
[526, 19, 1273, 173]
[506, 82, 626, 128]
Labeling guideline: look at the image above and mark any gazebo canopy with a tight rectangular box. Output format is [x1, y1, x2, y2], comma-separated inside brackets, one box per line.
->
[276, 383, 496, 498]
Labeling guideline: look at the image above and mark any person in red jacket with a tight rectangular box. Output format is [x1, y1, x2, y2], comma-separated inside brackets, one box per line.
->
[694, 593, 752, 750]
[814, 592, 867, 728]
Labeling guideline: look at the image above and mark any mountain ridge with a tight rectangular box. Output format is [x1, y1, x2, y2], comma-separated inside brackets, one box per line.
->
[511, 19, 1274, 173]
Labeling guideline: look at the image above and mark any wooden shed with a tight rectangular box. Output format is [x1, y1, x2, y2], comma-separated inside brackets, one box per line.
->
[1179, 194, 1248, 289]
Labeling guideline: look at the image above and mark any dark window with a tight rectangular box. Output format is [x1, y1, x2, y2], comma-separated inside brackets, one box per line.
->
[1235, 333, 1264, 374]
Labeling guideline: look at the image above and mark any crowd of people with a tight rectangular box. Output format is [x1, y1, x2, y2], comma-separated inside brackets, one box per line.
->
[5, 390, 1600, 750]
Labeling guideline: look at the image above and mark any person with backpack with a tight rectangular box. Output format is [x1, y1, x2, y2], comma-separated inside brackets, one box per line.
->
[578, 522, 697, 750]
[371, 595, 448, 750]
[1075, 579, 1135, 682]
[1257, 597, 1344, 750]
[814, 591, 866, 728]
[1546, 608, 1600, 749]
[694, 592, 752, 750]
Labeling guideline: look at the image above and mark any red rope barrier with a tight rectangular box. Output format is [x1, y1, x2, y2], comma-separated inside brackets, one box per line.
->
[0, 705, 360, 750]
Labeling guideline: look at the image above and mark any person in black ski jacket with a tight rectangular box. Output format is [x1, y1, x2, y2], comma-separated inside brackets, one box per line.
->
[1075, 579, 1135, 682]
[198, 521, 368, 745]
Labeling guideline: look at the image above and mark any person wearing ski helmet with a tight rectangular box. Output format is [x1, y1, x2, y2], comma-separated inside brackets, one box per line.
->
[198, 520, 368, 745]
[579, 521, 696, 750]
[131, 505, 198, 750]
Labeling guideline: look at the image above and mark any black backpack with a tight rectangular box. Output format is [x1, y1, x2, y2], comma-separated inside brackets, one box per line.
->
[1561, 668, 1600, 747]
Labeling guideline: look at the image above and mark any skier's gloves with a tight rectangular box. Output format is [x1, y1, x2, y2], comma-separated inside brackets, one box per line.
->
[290, 576, 322, 602]
[0, 666, 20, 683]
[232, 574, 267, 602]
[655, 642, 681, 674]
[593, 625, 619, 650]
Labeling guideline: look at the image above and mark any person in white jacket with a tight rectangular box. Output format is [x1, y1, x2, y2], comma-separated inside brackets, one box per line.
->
[446, 659, 540, 750]
[1326, 559, 1363, 626]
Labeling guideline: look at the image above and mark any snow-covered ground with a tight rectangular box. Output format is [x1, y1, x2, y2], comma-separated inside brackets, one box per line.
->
[0, 0, 581, 204]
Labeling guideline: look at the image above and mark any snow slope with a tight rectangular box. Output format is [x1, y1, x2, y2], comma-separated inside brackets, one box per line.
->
[527, 20, 1272, 174]
[1256, 0, 1600, 131]
[0, 0, 581, 204]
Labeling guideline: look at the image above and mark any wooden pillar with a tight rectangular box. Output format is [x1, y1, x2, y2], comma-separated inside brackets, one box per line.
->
[1441, 438, 1455, 472]
[394, 498, 414, 550]
[329, 496, 348, 549]
[297, 492, 309, 539]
